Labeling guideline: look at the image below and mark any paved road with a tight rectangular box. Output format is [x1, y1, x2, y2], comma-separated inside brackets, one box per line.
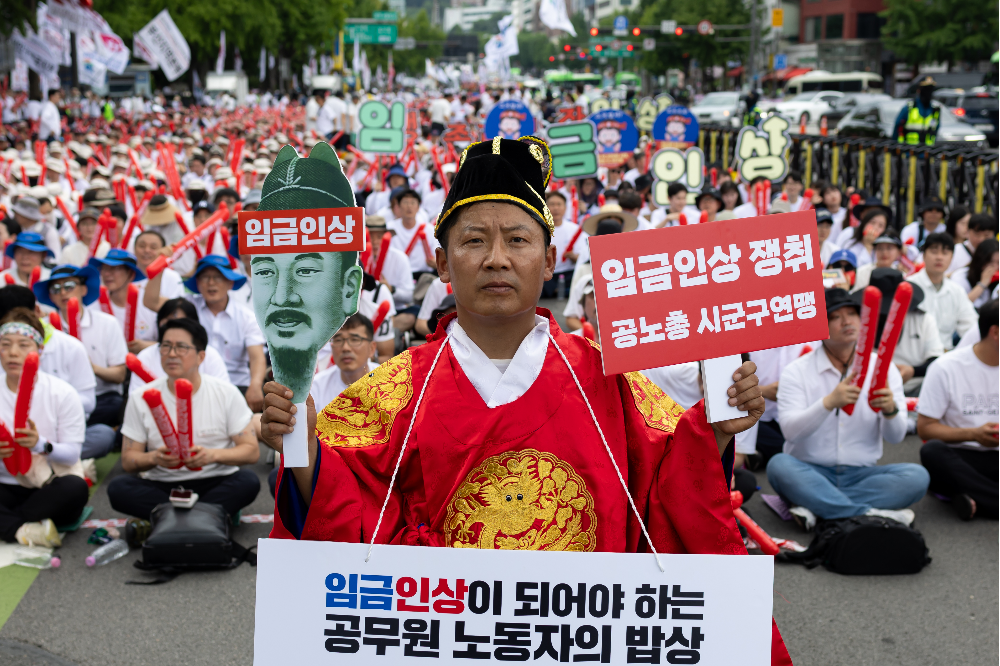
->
[1, 299, 996, 665]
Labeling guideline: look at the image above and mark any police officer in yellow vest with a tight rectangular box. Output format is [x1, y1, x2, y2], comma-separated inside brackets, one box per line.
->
[743, 90, 763, 127]
[893, 76, 941, 146]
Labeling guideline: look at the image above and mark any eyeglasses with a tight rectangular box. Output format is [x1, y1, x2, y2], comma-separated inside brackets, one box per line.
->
[197, 272, 227, 284]
[160, 342, 198, 356]
[331, 335, 373, 348]
[49, 280, 80, 294]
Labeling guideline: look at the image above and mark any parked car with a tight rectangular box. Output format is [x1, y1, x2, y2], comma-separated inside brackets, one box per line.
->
[836, 99, 988, 146]
[933, 88, 998, 146]
[769, 90, 843, 125]
[823, 93, 891, 130]
[690, 92, 742, 127]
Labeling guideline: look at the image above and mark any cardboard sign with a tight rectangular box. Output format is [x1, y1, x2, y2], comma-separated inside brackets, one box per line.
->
[633, 94, 675, 133]
[237, 208, 366, 254]
[734, 115, 791, 183]
[588, 211, 828, 376]
[652, 105, 700, 149]
[254, 540, 775, 665]
[358, 100, 406, 154]
[589, 109, 638, 168]
[546, 120, 599, 180]
[484, 100, 535, 140]
[650, 147, 705, 207]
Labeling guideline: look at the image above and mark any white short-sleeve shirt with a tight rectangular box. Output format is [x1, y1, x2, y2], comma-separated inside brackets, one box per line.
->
[76, 308, 129, 395]
[917, 345, 999, 451]
[40, 327, 98, 416]
[120, 375, 253, 482]
[188, 295, 265, 386]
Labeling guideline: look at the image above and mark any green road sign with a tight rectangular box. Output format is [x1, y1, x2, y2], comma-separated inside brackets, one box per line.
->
[345, 24, 398, 44]
[372, 11, 397, 22]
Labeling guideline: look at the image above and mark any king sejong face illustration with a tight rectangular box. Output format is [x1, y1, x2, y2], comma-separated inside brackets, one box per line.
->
[251, 251, 361, 401]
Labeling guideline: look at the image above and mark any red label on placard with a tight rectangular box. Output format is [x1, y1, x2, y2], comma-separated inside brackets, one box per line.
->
[589, 211, 829, 376]
[237, 208, 366, 255]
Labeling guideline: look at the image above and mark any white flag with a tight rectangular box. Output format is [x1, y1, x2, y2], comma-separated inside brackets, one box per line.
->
[132, 32, 157, 67]
[135, 9, 190, 81]
[538, 0, 577, 37]
[11, 28, 59, 76]
[94, 31, 130, 75]
[259, 49, 267, 81]
[497, 14, 514, 31]
[360, 49, 371, 91]
[75, 32, 107, 87]
[234, 46, 242, 72]
[215, 30, 226, 74]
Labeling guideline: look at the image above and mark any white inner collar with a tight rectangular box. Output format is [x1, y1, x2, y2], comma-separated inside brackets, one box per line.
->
[447, 314, 550, 408]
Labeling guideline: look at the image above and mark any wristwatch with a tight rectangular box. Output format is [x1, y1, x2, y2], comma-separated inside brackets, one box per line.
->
[42, 441, 53, 454]
[882, 405, 900, 418]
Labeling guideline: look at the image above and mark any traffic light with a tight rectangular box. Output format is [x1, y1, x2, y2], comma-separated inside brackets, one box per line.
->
[595, 44, 603, 52]
[548, 56, 555, 62]
[674, 27, 684, 35]
[631, 27, 641, 36]
[626, 44, 634, 51]
[589, 27, 599, 37]
[564, 44, 571, 51]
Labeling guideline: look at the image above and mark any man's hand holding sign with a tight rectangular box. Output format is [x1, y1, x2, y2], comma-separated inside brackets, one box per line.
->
[255, 137, 793, 666]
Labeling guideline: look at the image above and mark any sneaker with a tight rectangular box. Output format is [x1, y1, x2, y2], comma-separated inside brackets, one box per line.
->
[789, 506, 816, 531]
[124, 518, 151, 548]
[15, 519, 62, 548]
[865, 508, 915, 527]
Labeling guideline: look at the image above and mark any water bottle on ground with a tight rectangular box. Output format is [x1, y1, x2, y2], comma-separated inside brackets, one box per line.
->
[85, 539, 129, 567]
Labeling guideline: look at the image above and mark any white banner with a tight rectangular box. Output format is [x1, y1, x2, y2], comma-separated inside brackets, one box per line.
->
[95, 31, 130, 75]
[136, 9, 190, 81]
[132, 32, 157, 67]
[215, 30, 226, 75]
[44, 0, 109, 35]
[254, 540, 774, 665]
[76, 32, 107, 87]
[11, 30, 59, 77]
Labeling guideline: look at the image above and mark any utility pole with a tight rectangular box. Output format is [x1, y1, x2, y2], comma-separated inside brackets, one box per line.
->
[749, 0, 758, 90]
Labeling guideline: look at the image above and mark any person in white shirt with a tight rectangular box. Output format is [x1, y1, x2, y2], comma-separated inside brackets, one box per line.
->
[128, 298, 231, 393]
[37, 89, 62, 142]
[34, 265, 128, 444]
[651, 182, 701, 227]
[415, 277, 453, 338]
[305, 92, 321, 132]
[385, 189, 439, 277]
[365, 216, 415, 330]
[1, 231, 52, 287]
[181, 155, 215, 195]
[917, 299, 998, 520]
[768, 289, 929, 529]
[428, 95, 451, 135]
[353, 277, 396, 362]
[907, 232, 979, 350]
[87, 249, 160, 351]
[851, 231, 905, 292]
[944, 205, 973, 274]
[818, 183, 848, 236]
[900, 196, 946, 250]
[109, 318, 260, 520]
[867, 268, 943, 392]
[0, 310, 88, 547]
[60, 208, 110, 267]
[732, 176, 771, 219]
[365, 164, 410, 216]
[813, 207, 839, 267]
[838, 208, 889, 269]
[951, 239, 999, 310]
[779, 170, 810, 212]
[543, 191, 585, 298]
[144, 255, 267, 411]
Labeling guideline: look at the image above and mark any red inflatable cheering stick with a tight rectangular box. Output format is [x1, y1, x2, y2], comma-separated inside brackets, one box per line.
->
[66, 298, 81, 339]
[868, 282, 913, 412]
[731, 491, 779, 555]
[371, 300, 392, 332]
[141, 389, 183, 468]
[48, 312, 62, 331]
[126, 353, 157, 384]
[371, 232, 392, 280]
[843, 286, 881, 416]
[174, 379, 199, 470]
[0, 420, 20, 475]
[11, 351, 39, 474]
[98, 285, 113, 315]
[124, 284, 139, 342]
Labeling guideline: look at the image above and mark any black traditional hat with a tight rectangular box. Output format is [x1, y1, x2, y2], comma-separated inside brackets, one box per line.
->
[434, 136, 554, 240]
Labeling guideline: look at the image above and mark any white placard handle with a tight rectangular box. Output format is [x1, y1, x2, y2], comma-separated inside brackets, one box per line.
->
[281, 401, 309, 468]
[701, 354, 746, 423]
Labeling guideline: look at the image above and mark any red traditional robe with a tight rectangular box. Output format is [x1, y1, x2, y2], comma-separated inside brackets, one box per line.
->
[271, 309, 792, 664]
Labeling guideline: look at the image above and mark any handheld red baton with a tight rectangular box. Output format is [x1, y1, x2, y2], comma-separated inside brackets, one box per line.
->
[126, 353, 157, 384]
[843, 286, 881, 416]
[868, 282, 912, 411]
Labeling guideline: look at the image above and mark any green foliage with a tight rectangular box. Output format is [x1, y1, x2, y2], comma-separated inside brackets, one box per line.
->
[638, 0, 749, 72]
[880, 0, 998, 66]
[383, 10, 444, 75]
[1, 0, 36, 38]
[515, 32, 557, 73]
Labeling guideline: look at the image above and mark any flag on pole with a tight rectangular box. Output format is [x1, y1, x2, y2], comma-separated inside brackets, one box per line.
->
[215, 30, 225, 74]
[234, 46, 242, 72]
[259, 48, 266, 81]
[387, 51, 394, 92]
[538, 0, 577, 36]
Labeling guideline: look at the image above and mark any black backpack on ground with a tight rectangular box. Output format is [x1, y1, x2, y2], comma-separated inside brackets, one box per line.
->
[128, 502, 256, 585]
[778, 515, 931, 575]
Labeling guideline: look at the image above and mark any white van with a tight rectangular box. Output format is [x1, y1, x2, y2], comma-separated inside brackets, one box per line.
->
[784, 71, 883, 96]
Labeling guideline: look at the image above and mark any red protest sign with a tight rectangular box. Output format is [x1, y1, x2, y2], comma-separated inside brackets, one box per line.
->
[588, 211, 829, 376]
[237, 208, 366, 255]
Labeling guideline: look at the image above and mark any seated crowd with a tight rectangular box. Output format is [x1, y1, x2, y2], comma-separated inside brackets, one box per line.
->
[0, 133, 996, 558]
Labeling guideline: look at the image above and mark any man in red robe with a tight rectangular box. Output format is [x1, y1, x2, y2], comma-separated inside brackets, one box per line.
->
[260, 137, 793, 664]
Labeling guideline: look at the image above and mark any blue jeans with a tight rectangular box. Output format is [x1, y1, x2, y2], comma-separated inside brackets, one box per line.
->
[767, 453, 929, 519]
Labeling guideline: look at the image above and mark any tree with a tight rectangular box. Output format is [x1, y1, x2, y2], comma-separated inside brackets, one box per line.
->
[515, 32, 557, 73]
[880, 0, 998, 67]
[638, 0, 749, 78]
